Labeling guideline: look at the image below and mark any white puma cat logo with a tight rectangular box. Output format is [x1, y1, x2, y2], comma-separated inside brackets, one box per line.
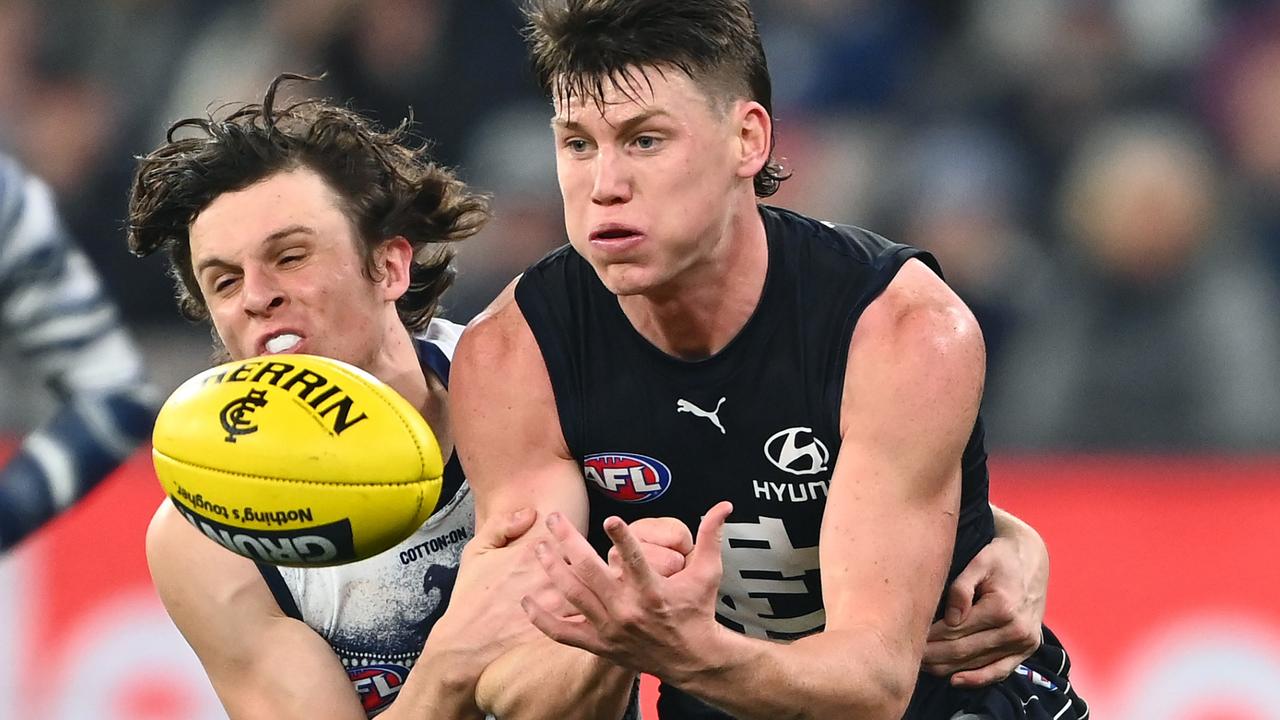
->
[676, 397, 727, 435]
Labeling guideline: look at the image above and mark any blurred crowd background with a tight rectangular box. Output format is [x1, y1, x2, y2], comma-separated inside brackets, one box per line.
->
[2, 0, 1280, 452]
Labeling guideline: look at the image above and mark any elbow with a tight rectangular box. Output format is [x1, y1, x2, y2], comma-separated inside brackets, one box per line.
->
[830, 655, 916, 720]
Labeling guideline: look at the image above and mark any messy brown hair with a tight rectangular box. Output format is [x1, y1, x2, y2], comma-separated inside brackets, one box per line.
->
[127, 73, 488, 331]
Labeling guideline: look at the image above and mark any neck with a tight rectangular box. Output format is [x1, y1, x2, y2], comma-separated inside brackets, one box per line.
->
[368, 316, 453, 455]
[618, 201, 768, 360]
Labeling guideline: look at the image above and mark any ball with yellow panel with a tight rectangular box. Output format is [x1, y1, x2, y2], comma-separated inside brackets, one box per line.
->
[151, 354, 444, 567]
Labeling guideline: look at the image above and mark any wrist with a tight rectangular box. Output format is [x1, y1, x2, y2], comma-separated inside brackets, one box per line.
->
[416, 621, 488, 702]
[662, 621, 742, 689]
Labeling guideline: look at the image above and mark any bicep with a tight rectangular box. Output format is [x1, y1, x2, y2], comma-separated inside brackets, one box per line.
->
[146, 504, 365, 719]
[820, 261, 984, 656]
[451, 292, 589, 535]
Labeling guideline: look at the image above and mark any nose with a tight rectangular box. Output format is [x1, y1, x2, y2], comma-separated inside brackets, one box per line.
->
[590, 148, 632, 206]
[241, 266, 286, 317]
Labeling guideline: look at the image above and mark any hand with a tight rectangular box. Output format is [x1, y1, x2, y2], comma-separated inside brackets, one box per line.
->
[616, 516, 694, 577]
[423, 509, 561, 675]
[521, 502, 733, 682]
[922, 535, 1046, 687]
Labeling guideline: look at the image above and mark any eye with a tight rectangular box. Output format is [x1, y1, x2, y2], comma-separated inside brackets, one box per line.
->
[564, 138, 590, 153]
[633, 135, 661, 150]
[212, 275, 240, 294]
[278, 253, 304, 267]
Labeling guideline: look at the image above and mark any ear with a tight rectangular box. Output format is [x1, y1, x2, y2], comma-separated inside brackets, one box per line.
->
[734, 100, 772, 181]
[378, 236, 414, 301]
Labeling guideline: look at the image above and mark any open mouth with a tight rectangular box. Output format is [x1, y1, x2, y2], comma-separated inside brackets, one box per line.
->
[589, 225, 644, 247]
[264, 333, 302, 354]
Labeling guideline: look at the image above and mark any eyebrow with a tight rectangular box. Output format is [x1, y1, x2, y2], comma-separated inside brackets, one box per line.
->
[552, 109, 671, 137]
[194, 224, 315, 276]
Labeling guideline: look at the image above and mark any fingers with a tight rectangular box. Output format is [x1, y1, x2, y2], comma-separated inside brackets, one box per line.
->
[477, 507, 536, 549]
[629, 516, 694, 556]
[687, 501, 733, 577]
[943, 549, 992, 627]
[533, 538, 610, 623]
[922, 626, 1010, 672]
[612, 543, 685, 578]
[949, 654, 1026, 688]
[521, 595, 600, 654]
[602, 516, 659, 590]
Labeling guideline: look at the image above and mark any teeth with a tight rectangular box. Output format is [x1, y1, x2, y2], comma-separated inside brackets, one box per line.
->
[265, 334, 301, 354]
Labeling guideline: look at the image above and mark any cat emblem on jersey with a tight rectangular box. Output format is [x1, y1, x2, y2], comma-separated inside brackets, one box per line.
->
[676, 396, 726, 434]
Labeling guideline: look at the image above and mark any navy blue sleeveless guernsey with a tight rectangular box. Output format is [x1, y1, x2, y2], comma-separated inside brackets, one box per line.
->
[516, 205, 1021, 717]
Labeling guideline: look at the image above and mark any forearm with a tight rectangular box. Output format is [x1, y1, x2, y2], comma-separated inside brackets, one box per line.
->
[477, 638, 634, 720]
[990, 505, 1049, 585]
[670, 625, 916, 720]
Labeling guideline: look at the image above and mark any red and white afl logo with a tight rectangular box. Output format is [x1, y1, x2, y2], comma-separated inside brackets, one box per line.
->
[349, 664, 407, 713]
[583, 453, 672, 503]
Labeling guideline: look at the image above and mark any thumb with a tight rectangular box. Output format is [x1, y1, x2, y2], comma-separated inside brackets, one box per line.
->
[688, 501, 733, 575]
[478, 507, 536, 549]
[944, 560, 985, 627]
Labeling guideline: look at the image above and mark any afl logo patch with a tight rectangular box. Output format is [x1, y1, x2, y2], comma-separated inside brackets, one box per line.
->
[350, 663, 407, 713]
[764, 427, 830, 476]
[583, 453, 672, 503]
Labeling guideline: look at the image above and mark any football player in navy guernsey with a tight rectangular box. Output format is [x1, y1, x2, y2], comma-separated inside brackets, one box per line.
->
[448, 1, 1089, 719]
[127, 74, 696, 720]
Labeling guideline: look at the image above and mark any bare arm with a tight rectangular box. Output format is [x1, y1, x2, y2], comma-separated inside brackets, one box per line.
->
[426, 284, 637, 720]
[525, 260, 985, 720]
[146, 502, 368, 719]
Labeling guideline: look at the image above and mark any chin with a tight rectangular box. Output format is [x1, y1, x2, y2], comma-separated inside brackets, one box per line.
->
[597, 267, 656, 297]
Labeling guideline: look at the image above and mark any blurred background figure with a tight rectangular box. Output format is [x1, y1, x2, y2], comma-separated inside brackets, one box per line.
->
[0, 153, 157, 550]
[987, 117, 1280, 450]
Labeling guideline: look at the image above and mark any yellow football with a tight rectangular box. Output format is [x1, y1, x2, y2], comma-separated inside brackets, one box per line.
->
[151, 353, 443, 567]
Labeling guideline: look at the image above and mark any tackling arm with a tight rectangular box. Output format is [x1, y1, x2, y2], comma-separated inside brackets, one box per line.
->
[419, 284, 637, 720]
[146, 502, 369, 719]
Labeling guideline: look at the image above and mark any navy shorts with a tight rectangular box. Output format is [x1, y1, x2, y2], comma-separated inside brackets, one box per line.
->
[951, 626, 1090, 720]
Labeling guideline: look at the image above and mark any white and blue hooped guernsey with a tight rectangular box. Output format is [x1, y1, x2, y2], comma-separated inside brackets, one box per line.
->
[256, 319, 474, 717]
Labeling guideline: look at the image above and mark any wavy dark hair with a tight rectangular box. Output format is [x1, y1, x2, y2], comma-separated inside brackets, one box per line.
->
[523, 0, 790, 197]
[127, 73, 489, 332]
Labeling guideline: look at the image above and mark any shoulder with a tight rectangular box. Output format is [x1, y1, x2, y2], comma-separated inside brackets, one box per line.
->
[854, 259, 983, 361]
[761, 204, 905, 265]
[455, 278, 538, 369]
[840, 259, 985, 436]
[452, 278, 555, 418]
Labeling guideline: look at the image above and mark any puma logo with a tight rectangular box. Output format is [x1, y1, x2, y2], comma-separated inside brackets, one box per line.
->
[676, 397, 726, 435]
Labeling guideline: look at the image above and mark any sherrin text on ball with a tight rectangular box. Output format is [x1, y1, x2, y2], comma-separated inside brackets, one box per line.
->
[151, 353, 444, 567]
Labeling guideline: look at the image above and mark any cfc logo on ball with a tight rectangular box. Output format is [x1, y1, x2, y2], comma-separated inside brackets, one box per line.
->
[584, 453, 672, 503]
[220, 389, 269, 442]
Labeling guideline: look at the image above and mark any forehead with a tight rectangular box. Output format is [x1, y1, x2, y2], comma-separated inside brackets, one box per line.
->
[552, 64, 716, 124]
[189, 167, 353, 258]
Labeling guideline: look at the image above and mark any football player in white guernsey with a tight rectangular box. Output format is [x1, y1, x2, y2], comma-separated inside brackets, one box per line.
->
[127, 75, 694, 720]
[448, 2, 1082, 720]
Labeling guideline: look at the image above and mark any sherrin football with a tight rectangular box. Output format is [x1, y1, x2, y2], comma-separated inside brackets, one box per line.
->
[152, 353, 443, 567]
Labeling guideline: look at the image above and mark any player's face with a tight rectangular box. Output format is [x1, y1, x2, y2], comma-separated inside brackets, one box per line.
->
[552, 66, 756, 296]
[188, 167, 404, 368]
